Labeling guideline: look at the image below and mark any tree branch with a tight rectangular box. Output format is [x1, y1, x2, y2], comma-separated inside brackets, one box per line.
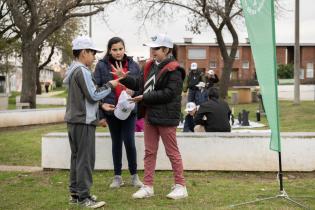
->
[6, 0, 28, 33]
[67, 7, 104, 18]
[77, 0, 115, 7]
[38, 43, 55, 71]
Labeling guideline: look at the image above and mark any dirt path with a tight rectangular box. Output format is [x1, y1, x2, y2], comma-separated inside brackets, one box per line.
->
[0, 165, 42, 172]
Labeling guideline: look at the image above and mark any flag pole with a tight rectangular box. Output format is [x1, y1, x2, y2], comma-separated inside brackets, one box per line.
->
[231, 0, 310, 208]
[278, 152, 284, 192]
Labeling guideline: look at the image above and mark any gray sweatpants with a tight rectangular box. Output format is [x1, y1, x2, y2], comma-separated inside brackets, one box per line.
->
[67, 123, 96, 200]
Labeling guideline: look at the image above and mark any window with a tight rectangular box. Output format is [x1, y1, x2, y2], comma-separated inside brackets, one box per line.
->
[299, 69, 304, 80]
[306, 63, 314, 78]
[230, 69, 238, 80]
[242, 61, 249, 69]
[227, 48, 239, 59]
[188, 48, 206, 59]
[209, 61, 216, 68]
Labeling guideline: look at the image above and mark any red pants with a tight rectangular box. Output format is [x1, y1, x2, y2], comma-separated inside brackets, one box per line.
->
[143, 122, 185, 186]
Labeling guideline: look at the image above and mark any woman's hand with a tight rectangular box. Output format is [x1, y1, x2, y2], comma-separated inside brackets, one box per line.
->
[110, 61, 128, 79]
[108, 78, 121, 88]
[101, 103, 115, 111]
[129, 95, 143, 103]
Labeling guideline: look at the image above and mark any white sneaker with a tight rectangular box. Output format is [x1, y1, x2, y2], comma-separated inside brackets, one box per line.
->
[109, 175, 124, 188]
[131, 174, 144, 188]
[166, 184, 188, 200]
[132, 185, 154, 199]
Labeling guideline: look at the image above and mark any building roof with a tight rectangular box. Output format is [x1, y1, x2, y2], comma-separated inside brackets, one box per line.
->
[174, 42, 315, 47]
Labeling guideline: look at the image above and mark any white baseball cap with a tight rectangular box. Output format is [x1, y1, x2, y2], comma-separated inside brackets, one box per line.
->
[196, 81, 206, 88]
[208, 69, 214, 75]
[72, 36, 103, 52]
[144, 34, 173, 48]
[185, 102, 197, 112]
[114, 90, 135, 120]
[190, 62, 198, 70]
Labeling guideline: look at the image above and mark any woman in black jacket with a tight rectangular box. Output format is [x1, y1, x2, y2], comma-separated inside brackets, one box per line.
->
[94, 37, 143, 189]
[116, 34, 188, 200]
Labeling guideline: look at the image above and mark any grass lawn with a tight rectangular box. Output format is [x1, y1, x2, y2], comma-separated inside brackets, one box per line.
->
[0, 100, 315, 209]
[0, 170, 315, 210]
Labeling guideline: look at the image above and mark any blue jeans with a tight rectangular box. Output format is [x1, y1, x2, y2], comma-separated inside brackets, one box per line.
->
[106, 113, 137, 175]
[188, 88, 198, 102]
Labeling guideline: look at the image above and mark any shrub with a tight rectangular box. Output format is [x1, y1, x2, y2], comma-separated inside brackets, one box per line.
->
[53, 72, 63, 88]
[277, 64, 294, 79]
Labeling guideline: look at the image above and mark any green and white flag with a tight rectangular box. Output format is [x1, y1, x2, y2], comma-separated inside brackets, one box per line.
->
[240, 0, 281, 152]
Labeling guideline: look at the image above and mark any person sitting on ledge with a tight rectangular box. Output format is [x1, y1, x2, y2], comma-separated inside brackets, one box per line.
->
[194, 87, 231, 132]
[183, 102, 197, 132]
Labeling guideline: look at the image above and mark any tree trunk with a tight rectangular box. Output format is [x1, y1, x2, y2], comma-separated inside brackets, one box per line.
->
[20, 43, 38, 108]
[219, 58, 233, 99]
[36, 68, 42, 95]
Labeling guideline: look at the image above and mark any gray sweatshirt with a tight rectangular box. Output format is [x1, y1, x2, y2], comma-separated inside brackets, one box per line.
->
[63, 61, 112, 125]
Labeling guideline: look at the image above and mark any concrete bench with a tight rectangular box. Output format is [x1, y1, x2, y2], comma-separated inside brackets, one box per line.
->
[16, 96, 66, 106]
[16, 102, 30, 109]
[0, 108, 65, 127]
[42, 131, 315, 171]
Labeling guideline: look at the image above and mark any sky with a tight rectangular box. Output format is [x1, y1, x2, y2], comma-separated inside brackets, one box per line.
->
[86, 0, 315, 59]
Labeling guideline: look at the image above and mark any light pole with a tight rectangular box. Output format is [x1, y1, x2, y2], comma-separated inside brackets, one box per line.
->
[89, 5, 92, 37]
[293, 0, 300, 104]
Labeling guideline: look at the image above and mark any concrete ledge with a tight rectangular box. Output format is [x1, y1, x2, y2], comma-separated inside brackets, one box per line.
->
[42, 132, 315, 171]
[0, 108, 65, 127]
[16, 96, 66, 105]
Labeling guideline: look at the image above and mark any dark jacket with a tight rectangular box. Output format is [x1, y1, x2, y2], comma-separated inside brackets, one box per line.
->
[94, 55, 141, 118]
[120, 58, 186, 126]
[206, 74, 219, 88]
[183, 114, 195, 132]
[194, 98, 231, 132]
[195, 89, 208, 106]
[187, 69, 203, 90]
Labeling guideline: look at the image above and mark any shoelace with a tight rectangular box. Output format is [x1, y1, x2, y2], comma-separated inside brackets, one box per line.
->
[141, 186, 152, 194]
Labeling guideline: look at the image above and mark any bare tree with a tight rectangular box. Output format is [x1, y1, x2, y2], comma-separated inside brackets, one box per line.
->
[5, 0, 115, 108]
[131, 0, 242, 98]
[35, 18, 83, 94]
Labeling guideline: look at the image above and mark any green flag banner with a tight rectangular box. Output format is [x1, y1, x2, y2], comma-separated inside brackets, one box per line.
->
[240, 0, 281, 152]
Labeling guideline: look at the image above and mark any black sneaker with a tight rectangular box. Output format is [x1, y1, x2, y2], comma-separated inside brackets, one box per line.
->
[79, 197, 106, 209]
[69, 194, 97, 205]
[69, 194, 79, 204]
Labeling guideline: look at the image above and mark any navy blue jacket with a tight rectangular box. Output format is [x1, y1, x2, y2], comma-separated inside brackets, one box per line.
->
[94, 56, 141, 118]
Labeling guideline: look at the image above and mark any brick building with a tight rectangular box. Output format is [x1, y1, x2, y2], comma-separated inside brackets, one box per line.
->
[174, 39, 315, 85]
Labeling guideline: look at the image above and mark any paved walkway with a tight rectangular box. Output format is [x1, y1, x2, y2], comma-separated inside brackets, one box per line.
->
[38, 90, 65, 97]
[0, 165, 42, 172]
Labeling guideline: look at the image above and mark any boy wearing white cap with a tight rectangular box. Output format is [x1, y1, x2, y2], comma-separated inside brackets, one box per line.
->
[63, 36, 120, 208]
[183, 102, 197, 132]
[183, 62, 203, 103]
[115, 34, 188, 200]
[194, 81, 208, 106]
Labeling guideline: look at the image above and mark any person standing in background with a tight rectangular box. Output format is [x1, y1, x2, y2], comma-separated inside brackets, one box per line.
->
[183, 62, 203, 102]
[205, 69, 219, 89]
